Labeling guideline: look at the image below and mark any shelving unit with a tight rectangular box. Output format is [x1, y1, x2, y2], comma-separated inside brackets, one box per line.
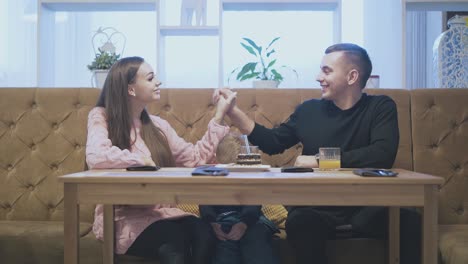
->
[37, 0, 341, 87]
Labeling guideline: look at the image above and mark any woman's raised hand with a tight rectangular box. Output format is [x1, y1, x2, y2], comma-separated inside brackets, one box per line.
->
[213, 88, 237, 124]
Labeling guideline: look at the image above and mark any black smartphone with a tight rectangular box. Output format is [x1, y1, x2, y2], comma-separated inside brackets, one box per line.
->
[281, 166, 314, 173]
[353, 169, 398, 177]
[126, 165, 160, 171]
[191, 166, 229, 176]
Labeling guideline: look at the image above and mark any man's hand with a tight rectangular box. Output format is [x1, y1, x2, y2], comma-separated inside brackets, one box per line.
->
[294, 155, 319, 168]
[211, 223, 228, 241]
[226, 222, 247, 241]
[214, 88, 255, 135]
[213, 90, 237, 124]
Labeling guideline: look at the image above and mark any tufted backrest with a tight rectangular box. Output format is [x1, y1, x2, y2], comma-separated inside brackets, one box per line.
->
[410, 89, 468, 225]
[0, 88, 99, 223]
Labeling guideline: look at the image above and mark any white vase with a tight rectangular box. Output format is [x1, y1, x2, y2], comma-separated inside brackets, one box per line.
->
[433, 15, 468, 88]
[253, 80, 279, 88]
[91, 70, 109, 88]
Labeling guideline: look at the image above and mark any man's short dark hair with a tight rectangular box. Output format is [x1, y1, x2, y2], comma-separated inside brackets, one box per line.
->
[325, 43, 372, 89]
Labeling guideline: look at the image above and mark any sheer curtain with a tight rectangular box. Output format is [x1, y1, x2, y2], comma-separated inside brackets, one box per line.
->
[0, 0, 37, 87]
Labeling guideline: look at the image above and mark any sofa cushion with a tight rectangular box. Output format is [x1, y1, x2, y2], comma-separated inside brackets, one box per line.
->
[0, 220, 102, 264]
[439, 226, 468, 264]
[262, 204, 288, 228]
[439, 230, 468, 264]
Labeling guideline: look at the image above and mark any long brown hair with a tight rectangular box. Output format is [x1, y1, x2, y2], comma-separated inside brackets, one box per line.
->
[96, 56, 175, 167]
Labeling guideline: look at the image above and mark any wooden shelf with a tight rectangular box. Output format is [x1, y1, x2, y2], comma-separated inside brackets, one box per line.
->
[41, 0, 157, 11]
[222, 0, 338, 11]
[159, 26, 219, 36]
[406, 1, 468, 11]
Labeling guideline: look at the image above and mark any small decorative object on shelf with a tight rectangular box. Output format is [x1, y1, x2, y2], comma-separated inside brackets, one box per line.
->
[87, 27, 126, 88]
[433, 15, 468, 88]
[180, 0, 207, 26]
[365, 75, 380, 88]
[228, 37, 298, 88]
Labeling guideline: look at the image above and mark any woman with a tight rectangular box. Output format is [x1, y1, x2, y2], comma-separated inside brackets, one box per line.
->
[86, 56, 236, 263]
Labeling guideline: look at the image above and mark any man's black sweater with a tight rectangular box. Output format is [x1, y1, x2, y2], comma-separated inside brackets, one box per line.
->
[248, 93, 399, 215]
[249, 93, 399, 169]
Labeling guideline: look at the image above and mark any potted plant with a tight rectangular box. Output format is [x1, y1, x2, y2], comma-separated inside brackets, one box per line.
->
[228, 37, 297, 88]
[88, 27, 126, 88]
[87, 48, 120, 88]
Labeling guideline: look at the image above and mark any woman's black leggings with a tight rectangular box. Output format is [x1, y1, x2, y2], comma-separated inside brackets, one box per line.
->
[126, 216, 215, 264]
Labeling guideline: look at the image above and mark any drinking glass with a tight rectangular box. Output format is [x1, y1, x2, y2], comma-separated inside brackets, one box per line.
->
[318, 147, 341, 170]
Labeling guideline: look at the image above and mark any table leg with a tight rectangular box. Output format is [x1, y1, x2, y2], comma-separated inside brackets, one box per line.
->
[64, 183, 79, 264]
[389, 206, 400, 264]
[103, 205, 115, 264]
[423, 185, 438, 264]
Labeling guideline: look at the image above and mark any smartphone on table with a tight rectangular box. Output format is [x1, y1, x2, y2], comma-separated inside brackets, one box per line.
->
[353, 169, 398, 177]
[126, 165, 160, 171]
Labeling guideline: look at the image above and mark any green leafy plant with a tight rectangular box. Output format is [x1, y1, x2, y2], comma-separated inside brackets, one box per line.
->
[228, 37, 297, 84]
[87, 48, 120, 70]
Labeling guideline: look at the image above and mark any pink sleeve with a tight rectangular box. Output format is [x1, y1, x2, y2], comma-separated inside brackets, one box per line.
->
[85, 107, 145, 169]
[152, 116, 229, 167]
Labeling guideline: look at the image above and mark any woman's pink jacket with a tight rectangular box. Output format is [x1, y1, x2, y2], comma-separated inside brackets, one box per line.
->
[86, 107, 229, 254]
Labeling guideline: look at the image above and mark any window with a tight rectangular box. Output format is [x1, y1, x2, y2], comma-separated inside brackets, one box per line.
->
[50, 11, 157, 87]
[1, 0, 371, 89]
[223, 10, 334, 88]
[163, 36, 219, 88]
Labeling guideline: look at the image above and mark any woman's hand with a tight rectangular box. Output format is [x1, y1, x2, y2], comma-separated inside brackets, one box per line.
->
[213, 89, 237, 124]
[214, 87, 255, 134]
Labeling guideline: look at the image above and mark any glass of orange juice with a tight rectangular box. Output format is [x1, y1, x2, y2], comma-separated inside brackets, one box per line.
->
[318, 147, 341, 170]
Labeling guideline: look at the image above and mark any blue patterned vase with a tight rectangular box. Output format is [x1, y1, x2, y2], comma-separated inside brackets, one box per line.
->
[433, 15, 468, 88]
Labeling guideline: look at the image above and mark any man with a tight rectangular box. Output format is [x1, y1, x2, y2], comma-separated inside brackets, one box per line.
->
[220, 43, 421, 264]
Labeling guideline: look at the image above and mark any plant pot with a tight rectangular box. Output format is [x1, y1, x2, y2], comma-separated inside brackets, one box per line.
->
[253, 80, 279, 88]
[91, 70, 109, 88]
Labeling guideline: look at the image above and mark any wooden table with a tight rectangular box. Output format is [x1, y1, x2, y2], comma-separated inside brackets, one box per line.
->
[59, 168, 443, 264]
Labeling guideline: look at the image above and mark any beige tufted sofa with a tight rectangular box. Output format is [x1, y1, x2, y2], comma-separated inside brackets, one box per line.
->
[0, 88, 467, 264]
